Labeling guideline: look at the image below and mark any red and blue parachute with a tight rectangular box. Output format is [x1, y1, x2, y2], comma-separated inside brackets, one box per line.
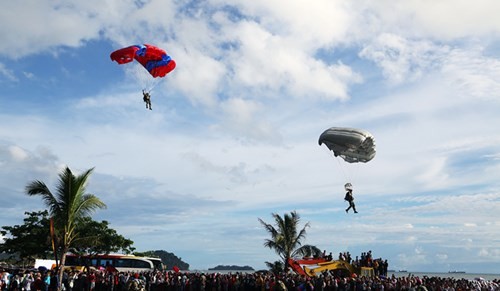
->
[110, 44, 176, 78]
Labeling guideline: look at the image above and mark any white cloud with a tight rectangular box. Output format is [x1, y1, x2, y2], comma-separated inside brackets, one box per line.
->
[1, 1, 102, 58]
[0, 63, 18, 82]
[172, 49, 226, 107]
[211, 0, 353, 47]
[359, 33, 444, 84]
[441, 47, 500, 100]
[360, 0, 500, 40]
[8, 145, 29, 161]
[415, 157, 450, 190]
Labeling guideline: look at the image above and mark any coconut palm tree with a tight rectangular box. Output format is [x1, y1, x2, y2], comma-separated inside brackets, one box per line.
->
[265, 260, 284, 275]
[258, 211, 321, 272]
[26, 166, 106, 291]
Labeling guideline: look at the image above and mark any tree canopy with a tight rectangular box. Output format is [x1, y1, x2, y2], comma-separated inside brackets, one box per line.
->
[0, 211, 135, 269]
[258, 211, 321, 272]
[25, 166, 106, 290]
[0, 210, 53, 264]
[70, 217, 135, 255]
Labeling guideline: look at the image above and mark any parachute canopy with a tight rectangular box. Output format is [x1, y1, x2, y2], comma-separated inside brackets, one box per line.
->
[110, 44, 176, 78]
[319, 127, 376, 163]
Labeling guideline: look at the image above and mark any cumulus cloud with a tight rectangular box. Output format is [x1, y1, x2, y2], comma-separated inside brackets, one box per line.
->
[1, 1, 102, 58]
[360, 0, 500, 40]
[359, 33, 444, 84]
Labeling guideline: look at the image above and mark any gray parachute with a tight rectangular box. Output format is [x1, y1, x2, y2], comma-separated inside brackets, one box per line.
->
[318, 127, 376, 163]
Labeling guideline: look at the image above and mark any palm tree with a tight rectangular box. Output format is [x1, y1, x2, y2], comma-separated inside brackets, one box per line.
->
[26, 166, 106, 291]
[265, 260, 284, 275]
[258, 211, 321, 272]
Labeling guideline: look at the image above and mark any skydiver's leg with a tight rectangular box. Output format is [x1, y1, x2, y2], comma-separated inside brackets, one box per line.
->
[346, 204, 351, 213]
[352, 202, 358, 213]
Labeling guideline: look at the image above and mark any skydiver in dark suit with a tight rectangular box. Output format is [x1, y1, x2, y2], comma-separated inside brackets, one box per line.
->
[345, 188, 358, 213]
[143, 90, 152, 110]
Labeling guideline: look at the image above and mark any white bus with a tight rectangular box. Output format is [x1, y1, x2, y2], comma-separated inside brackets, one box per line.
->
[64, 253, 164, 273]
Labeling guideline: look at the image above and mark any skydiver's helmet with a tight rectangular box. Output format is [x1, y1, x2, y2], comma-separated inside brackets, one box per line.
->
[344, 183, 353, 191]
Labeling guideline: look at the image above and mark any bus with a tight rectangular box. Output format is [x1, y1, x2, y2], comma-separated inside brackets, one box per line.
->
[64, 253, 165, 273]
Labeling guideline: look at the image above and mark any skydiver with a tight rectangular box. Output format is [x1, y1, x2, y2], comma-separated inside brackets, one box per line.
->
[142, 90, 152, 110]
[344, 188, 358, 213]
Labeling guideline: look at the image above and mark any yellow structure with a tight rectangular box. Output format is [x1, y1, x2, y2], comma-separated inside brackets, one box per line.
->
[302, 260, 375, 277]
[303, 260, 355, 276]
[359, 267, 375, 277]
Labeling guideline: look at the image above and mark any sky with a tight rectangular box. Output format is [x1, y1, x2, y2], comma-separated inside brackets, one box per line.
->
[1, 0, 500, 274]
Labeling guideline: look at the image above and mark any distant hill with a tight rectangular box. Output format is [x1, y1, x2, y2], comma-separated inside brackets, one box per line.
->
[208, 265, 254, 271]
[134, 250, 189, 271]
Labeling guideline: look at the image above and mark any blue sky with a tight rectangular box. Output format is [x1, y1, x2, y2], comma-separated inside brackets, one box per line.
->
[1, 0, 500, 274]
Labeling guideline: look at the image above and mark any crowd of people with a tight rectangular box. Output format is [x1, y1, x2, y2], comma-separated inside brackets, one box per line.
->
[2, 266, 499, 291]
[334, 250, 388, 277]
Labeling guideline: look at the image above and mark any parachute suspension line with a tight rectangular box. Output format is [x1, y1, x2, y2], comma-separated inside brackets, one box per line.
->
[146, 78, 161, 94]
[334, 152, 349, 183]
[131, 63, 160, 94]
[141, 76, 160, 94]
[349, 162, 361, 190]
[320, 146, 349, 185]
[329, 150, 354, 189]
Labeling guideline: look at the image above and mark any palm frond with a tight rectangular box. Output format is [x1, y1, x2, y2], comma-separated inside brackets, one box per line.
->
[259, 211, 316, 272]
[26, 180, 60, 215]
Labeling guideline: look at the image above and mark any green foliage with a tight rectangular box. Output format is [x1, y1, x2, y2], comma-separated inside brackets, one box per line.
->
[0, 210, 53, 265]
[25, 166, 107, 254]
[25, 166, 106, 290]
[134, 250, 189, 270]
[265, 261, 284, 275]
[0, 210, 135, 269]
[70, 217, 135, 255]
[258, 211, 320, 272]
